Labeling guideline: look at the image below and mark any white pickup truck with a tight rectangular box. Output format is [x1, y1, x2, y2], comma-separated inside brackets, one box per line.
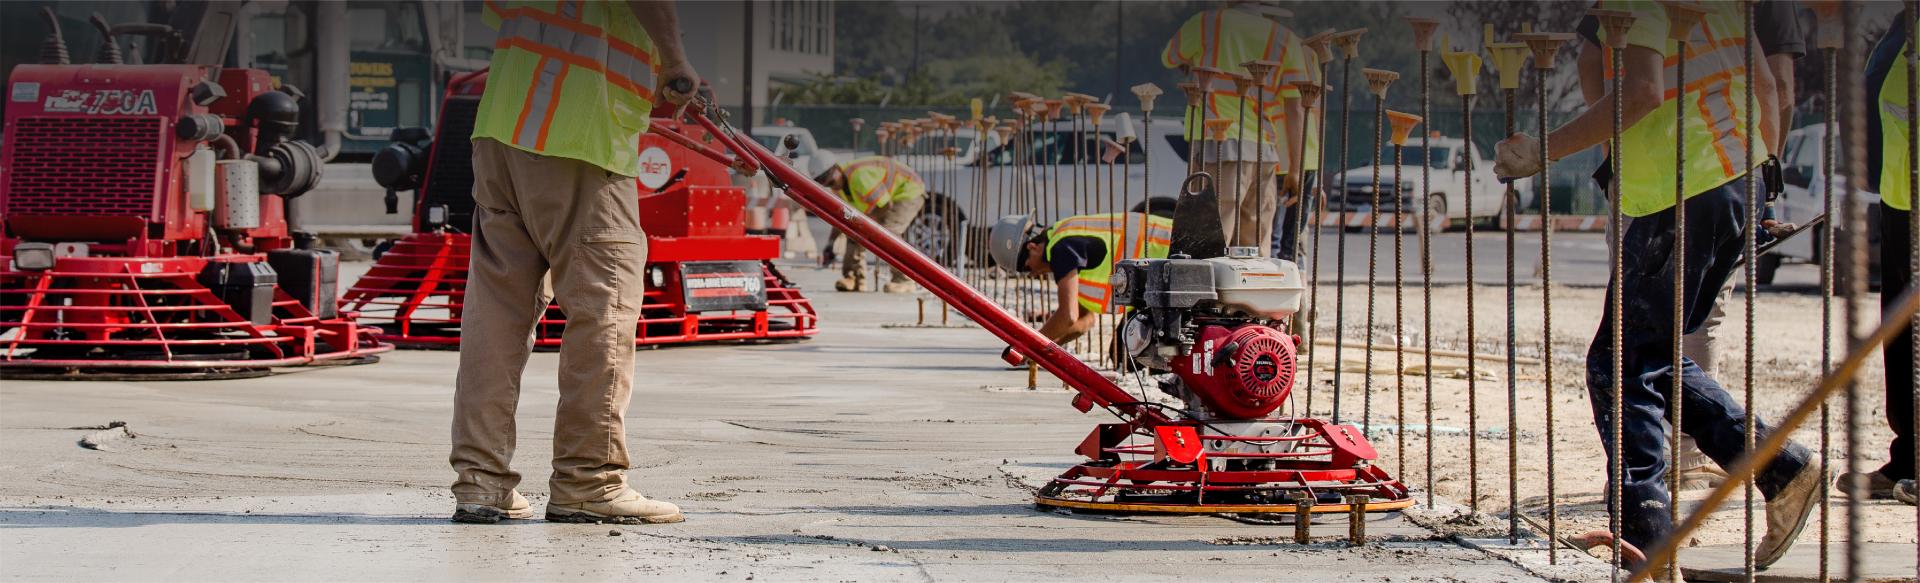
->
[1327, 135, 1525, 228]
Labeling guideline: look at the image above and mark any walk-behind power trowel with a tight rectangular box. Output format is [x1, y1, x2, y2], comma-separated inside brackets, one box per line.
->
[342, 71, 817, 349]
[659, 96, 1411, 515]
[0, 9, 391, 379]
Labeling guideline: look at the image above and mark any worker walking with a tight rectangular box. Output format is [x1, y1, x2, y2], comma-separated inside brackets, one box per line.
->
[815, 156, 927, 293]
[1494, 0, 1821, 567]
[1572, 0, 1807, 494]
[1163, 1, 1312, 255]
[450, 0, 697, 525]
[1860, 8, 1916, 504]
[989, 212, 1172, 353]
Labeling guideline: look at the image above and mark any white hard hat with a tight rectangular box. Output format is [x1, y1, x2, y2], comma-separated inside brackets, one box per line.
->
[989, 214, 1038, 271]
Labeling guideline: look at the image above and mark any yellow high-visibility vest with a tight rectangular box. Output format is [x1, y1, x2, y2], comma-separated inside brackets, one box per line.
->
[472, 1, 658, 177]
[1598, 0, 1762, 217]
[1162, 8, 1312, 173]
[1880, 38, 1912, 211]
[837, 156, 925, 214]
[1046, 213, 1174, 315]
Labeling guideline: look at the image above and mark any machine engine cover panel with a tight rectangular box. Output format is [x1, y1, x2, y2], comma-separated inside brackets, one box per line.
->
[1170, 324, 1298, 419]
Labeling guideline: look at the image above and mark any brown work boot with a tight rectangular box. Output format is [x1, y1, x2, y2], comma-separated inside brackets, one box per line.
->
[452, 490, 534, 524]
[881, 280, 917, 294]
[1834, 470, 1898, 499]
[546, 489, 685, 525]
[834, 277, 865, 292]
[1756, 464, 1825, 568]
[1896, 480, 1917, 505]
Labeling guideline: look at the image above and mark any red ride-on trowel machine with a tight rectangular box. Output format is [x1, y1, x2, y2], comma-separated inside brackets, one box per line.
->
[0, 10, 392, 380]
[341, 71, 816, 349]
[661, 97, 1411, 515]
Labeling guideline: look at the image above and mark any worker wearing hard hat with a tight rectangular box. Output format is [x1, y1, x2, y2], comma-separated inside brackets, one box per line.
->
[989, 213, 1173, 357]
[1162, 0, 1313, 256]
[815, 156, 927, 293]
[1492, 0, 1817, 568]
[452, 1, 696, 526]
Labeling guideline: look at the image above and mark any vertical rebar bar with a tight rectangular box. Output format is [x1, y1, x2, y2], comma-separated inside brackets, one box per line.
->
[1418, 42, 1434, 509]
[1365, 89, 1384, 435]
[1333, 39, 1356, 425]
[1516, 29, 1569, 565]
[1590, 9, 1636, 575]
[1504, 83, 1520, 546]
[1663, 11, 1700, 583]
[1739, 3, 1758, 580]
[1839, 5, 1867, 578]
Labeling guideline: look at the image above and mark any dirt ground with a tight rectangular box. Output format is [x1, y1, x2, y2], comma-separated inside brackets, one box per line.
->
[1282, 280, 1917, 555]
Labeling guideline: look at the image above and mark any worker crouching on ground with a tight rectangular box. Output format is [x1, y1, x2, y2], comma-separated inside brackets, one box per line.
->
[1493, 0, 1821, 567]
[449, 0, 696, 525]
[815, 156, 927, 293]
[989, 213, 1172, 362]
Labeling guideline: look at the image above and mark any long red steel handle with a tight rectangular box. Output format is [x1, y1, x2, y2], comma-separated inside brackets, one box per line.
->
[669, 111, 1166, 425]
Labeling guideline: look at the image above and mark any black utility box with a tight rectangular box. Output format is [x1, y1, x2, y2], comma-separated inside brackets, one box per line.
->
[198, 260, 278, 325]
[267, 249, 341, 319]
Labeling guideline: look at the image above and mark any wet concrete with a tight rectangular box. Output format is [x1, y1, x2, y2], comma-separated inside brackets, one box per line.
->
[0, 262, 1559, 581]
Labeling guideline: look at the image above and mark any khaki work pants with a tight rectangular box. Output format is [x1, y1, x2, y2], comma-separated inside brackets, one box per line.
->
[1213, 161, 1278, 255]
[451, 138, 646, 506]
[840, 195, 925, 285]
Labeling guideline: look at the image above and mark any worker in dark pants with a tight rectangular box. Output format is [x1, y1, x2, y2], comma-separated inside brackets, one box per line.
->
[1272, 171, 1315, 261]
[1494, 2, 1821, 567]
[1861, 9, 1915, 503]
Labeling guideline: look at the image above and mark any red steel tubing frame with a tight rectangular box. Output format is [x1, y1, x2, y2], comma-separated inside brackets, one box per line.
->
[658, 108, 1168, 426]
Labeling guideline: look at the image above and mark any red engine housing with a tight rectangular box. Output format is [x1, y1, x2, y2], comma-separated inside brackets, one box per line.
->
[1169, 324, 1298, 419]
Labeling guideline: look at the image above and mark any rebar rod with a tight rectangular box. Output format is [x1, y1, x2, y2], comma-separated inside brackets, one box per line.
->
[1333, 48, 1354, 424]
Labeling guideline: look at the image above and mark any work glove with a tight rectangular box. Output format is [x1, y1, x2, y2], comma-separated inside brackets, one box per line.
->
[658, 58, 702, 105]
[1493, 133, 1543, 181]
[1001, 346, 1028, 367]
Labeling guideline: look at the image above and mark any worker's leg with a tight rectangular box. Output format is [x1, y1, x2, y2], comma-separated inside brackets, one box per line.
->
[1273, 171, 1309, 261]
[1674, 281, 1733, 485]
[503, 151, 647, 505]
[1246, 168, 1280, 256]
[840, 228, 869, 288]
[879, 195, 926, 286]
[1585, 182, 1810, 553]
[1879, 206, 1915, 482]
[450, 139, 553, 507]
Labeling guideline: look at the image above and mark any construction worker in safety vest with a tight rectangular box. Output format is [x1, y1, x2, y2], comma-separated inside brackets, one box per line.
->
[1492, 0, 1820, 567]
[1163, 0, 1312, 256]
[1862, 9, 1916, 505]
[987, 213, 1173, 361]
[814, 156, 927, 293]
[1573, 0, 1807, 497]
[450, 0, 697, 526]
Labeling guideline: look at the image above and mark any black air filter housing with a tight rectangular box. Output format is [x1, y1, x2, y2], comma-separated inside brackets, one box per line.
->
[198, 260, 278, 325]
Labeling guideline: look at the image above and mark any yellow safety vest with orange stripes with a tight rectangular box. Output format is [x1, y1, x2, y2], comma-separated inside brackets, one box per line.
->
[1597, 0, 1763, 217]
[473, 1, 658, 177]
[1046, 213, 1174, 315]
[836, 156, 926, 214]
[1161, 8, 1312, 172]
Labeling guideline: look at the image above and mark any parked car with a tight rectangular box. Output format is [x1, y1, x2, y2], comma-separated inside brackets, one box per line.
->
[1765, 124, 1883, 285]
[907, 116, 1191, 267]
[1326, 135, 1524, 229]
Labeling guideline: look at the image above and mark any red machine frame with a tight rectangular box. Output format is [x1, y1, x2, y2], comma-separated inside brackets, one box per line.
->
[663, 104, 1410, 514]
[338, 72, 817, 349]
[0, 63, 391, 377]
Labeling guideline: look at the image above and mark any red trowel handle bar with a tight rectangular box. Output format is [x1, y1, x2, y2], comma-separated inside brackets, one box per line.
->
[662, 110, 1166, 426]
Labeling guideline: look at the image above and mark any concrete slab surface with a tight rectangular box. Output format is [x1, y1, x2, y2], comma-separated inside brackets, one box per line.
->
[1, 262, 1559, 582]
[1679, 542, 1917, 582]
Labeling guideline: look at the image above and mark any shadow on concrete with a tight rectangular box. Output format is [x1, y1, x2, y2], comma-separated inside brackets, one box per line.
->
[0, 506, 456, 528]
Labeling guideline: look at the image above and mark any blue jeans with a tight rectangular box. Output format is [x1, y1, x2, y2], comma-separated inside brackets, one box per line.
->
[1584, 178, 1812, 553]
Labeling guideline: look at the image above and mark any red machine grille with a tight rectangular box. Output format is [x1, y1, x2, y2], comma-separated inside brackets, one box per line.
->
[4, 116, 165, 217]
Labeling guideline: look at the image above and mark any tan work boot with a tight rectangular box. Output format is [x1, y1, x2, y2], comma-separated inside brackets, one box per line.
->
[834, 277, 865, 292]
[1756, 464, 1825, 568]
[1834, 470, 1898, 499]
[452, 490, 534, 524]
[546, 489, 685, 525]
[881, 280, 917, 294]
[1896, 480, 1917, 505]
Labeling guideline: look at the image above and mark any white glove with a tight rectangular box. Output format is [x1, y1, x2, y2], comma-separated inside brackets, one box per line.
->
[1493, 133, 1543, 180]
